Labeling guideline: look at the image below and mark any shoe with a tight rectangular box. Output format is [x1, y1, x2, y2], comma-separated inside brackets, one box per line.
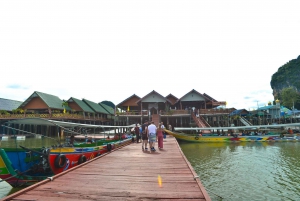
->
[145, 148, 148, 151]
[151, 147, 156, 152]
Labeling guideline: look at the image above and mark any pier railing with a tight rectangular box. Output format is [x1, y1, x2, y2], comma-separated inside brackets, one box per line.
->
[161, 110, 189, 115]
[0, 113, 109, 122]
[117, 110, 148, 116]
[199, 108, 235, 114]
[116, 109, 190, 116]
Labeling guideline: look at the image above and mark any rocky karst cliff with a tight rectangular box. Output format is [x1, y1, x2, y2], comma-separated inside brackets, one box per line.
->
[271, 55, 300, 98]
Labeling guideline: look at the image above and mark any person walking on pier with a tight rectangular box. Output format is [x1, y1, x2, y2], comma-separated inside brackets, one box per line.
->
[142, 120, 149, 151]
[157, 123, 164, 149]
[147, 121, 157, 152]
[134, 124, 140, 143]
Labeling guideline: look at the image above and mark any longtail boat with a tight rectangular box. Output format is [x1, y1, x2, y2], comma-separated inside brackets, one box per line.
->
[165, 123, 300, 143]
[0, 118, 133, 186]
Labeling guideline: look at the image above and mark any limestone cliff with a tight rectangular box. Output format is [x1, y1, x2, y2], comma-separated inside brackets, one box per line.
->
[270, 55, 300, 98]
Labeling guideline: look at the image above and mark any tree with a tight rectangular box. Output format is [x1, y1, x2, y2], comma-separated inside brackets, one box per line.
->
[281, 87, 300, 109]
[62, 102, 68, 108]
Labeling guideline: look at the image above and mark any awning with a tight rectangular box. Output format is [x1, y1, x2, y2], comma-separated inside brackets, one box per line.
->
[2, 118, 134, 129]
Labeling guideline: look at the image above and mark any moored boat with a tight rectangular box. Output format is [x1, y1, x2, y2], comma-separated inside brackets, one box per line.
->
[0, 118, 133, 186]
[165, 123, 300, 143]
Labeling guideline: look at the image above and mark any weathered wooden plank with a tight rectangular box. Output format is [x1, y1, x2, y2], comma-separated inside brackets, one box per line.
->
[13, 193, 206, 201]
[13, 189, 205, 200]
[3, 136, 210, 201]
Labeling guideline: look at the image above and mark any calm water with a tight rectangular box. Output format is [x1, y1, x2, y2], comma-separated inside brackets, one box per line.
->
[0, 136, 66, 149]
[179, 141, 300, 201]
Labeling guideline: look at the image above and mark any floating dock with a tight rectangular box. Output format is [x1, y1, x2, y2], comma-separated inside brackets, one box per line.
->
[2, 136, 210, 201]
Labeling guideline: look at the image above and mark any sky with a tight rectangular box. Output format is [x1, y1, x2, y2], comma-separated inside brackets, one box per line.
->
[1, 0, 300, 110]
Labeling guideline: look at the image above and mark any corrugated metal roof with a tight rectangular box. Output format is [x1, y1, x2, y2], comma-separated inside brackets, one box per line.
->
[116, 94, 141, 107]
[68, 97, 95, 113]
[229, 109, 249, 116]
[98, 102, 114, 115]
[0, 98, 22, 111]
[257, 105, 275, 110]
[20, 91, 71, 110]
[82, 99, 109, 114]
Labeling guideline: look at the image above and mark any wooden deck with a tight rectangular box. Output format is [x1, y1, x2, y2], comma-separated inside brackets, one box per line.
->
[2, 136, 211, 201]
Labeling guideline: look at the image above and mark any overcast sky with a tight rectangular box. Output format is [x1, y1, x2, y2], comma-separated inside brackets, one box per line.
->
[1, 0, 300, 110]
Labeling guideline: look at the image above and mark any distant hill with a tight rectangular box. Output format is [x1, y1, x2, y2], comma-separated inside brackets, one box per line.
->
[271, 55, 300, 98]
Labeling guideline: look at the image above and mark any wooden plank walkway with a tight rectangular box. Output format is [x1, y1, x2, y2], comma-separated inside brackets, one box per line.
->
[2, 136, 211, 201]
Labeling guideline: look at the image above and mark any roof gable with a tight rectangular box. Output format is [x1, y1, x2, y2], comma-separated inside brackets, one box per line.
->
[203, 93, 217, 102]
[165, 94, 178, 105]
[178, 89, 207, 102]
[68, 97, 95, 113]
[98, 102, 114, 115]
[117, 94, 141, 107]
[82, 99, 109, 114]
[20, 91, 68, 110]
[0, 98, 22, 111]
[137, 90, 172, 104]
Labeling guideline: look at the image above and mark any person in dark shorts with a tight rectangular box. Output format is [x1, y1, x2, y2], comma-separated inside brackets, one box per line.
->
[141, 120, 149, 151]
[134, 124, 140, 143]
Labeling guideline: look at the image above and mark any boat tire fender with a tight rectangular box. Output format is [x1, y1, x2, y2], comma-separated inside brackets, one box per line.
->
[54, 154, 67, 168]
[195, 136, 199, 140]
[107, 144, 112, 151]
[78, 155, 87, 164]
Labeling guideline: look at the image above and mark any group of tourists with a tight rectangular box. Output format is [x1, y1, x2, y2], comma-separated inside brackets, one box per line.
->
[134, 120, 166, 152]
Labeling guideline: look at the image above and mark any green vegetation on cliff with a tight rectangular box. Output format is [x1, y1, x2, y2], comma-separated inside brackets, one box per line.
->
[271, 55, 300, 91]
[271, 55, 300, 109]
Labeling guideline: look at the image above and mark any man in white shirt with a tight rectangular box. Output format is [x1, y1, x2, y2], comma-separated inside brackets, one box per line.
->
[147, 121, 157, 152]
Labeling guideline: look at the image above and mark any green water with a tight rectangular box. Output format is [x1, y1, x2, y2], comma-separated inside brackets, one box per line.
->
[0, 136, 65, 149]
[179, 141, 300, 201]
[0, 137, 67, 199]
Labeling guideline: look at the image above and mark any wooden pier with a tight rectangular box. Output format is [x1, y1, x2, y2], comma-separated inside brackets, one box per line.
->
[2, 136, 211, 201]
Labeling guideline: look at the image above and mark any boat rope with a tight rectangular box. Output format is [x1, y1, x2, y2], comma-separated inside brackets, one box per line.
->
[2, 125, 60, 144]
[0, 168, 32, 183]
[2, 124, 84, 136]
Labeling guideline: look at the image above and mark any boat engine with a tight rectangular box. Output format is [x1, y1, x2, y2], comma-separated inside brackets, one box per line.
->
[40, 148, 51, 173]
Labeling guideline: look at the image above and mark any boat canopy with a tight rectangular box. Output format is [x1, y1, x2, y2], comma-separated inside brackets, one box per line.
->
[2, 118, 134, 129]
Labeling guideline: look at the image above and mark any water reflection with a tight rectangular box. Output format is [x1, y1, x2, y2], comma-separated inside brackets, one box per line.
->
[0, 136, 65, 149]
[179, 142, 300, 201]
